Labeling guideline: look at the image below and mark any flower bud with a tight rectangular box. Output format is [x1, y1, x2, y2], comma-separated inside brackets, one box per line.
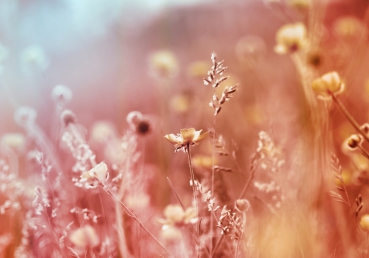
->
[312, 71, 344, 97]
[346, 134, 363, 150]
[274, 23, 307, 54]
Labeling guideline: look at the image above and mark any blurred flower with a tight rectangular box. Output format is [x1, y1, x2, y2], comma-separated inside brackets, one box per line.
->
[157, 204, 198, 229]
[360, 214, 369, 231]
[165, 128, 209, 152]
[90, 121, 117, 146]
[160, 226, 182, 242]
[20, 45, 49, 75]
[187, 61, 209, 78]
[345, 134, 363, 150]
[170, 94, 190, 113]
[69, 225, 99, 249]
[126, 111, 152, 136]
[80, 162, 108, 186]
[149, 50, 178, 78]
[51, 85, 73, 107]
[274, 23, 307, 54]
[0, 133, 26, 154]
[288, 0, 311, 10]
[125, 193, 150, 210]
[14, 106, 37, 127]
[333, 16, 366, 40]
[192, 155, 213, 169]
[312, 71, 344, 97]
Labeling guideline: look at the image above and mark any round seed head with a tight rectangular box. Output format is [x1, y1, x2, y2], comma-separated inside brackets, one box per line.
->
[52, 85, 73, 106]
[235, 199, 251, 212]
[14, 106, 37, 127]
[61, 109, 77, 127]
[346, 134, 363, 149]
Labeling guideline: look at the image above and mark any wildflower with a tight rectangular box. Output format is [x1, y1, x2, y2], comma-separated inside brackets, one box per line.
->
[334, 16, 365, 40]
[187, 61, 209, 78]
[346, 134, 363, 150]
[69, 225, 99, 249]
[90, 121, 117, 146]
[311, 71, 345, 97]
[0, 133, 26, 153]
[170, 94, 190, 113]
[274, 22, 307, 54]
[126, 111, 152, 136]
[192, 155, 214, 169]
[360, 214, 369, 231]
[60, 109, 77, 127]
[149, 50, 178, 78]
[164, 128, 209, 152]
[80, 162, 108, 186]
[160, 227, 182, 242]
[157, 204, 198, 229]
[288, 0, 311, 10]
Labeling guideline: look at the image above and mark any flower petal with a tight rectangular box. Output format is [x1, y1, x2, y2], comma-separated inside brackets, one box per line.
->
[193, 130, 209, 143]
[180, 128, 196, 143]
[164, 134, 183, 144]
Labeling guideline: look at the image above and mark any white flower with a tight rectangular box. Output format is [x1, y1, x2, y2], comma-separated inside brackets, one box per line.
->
[165, 128, 209, 152]
[312, 71, 344, 97]
[274, 23, 307, 54]
[80, 162, 108, 186]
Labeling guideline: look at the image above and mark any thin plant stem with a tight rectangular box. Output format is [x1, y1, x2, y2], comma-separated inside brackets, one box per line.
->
[100, 184, 169, 254]
[331, 94, 369, 143]
[185, 144, 200, 258]
[186, 144, 199, 214]
[210, 116, 216, 255]
[211, 233, 224, 258]
[98, 187, 111, 239]
[239, 164, 257, 200]
[167, 177, 185, 211]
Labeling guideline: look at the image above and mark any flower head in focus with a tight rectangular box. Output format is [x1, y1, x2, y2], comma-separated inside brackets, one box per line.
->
[274, 22, 307, 54]
[164, 128, 209, 152]
[80, 162, 108, 188]
[312, 71, 344, 98]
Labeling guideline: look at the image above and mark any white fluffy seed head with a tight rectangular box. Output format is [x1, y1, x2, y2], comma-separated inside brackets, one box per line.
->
[14, 106, 37, 127]
[52, 85, 73, 106]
